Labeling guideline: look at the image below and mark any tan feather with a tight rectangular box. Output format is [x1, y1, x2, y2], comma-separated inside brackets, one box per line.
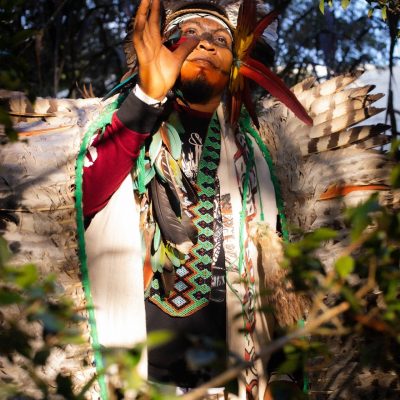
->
[309, 85, 376, 115]
[1, 96, 116, 397]
[249, 222, 311, 327]
[297, 71, 364, 107]
[258, 71, 397, 251]
[301, 124, 390, 155]
[311, 93, 384, 125]
[291, 76, 317, 96]
[299, 107, 385, 139]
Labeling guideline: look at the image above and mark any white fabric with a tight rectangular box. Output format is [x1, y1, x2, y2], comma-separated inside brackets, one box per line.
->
[133, 84, 168, 107]
[85, 107, 278, 398]
[217, 105, 276, 398]
[165, 13, 233, 37]
[85, 175, 147, 377]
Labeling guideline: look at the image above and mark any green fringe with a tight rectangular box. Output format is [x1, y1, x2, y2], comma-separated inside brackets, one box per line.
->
[136, 146, 147, 194]
[75, 96, 124, 400]
[237, 132, 254, 275]
[239, 112, 290, 243]
[240, 110, 309, 394]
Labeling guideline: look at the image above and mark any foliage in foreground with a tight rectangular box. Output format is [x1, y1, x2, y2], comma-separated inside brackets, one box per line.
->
[1, 144, 399, 399]
[0, 237, 95, 399]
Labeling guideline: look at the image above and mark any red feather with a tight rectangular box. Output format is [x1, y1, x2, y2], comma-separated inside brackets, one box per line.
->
[230, 91, 242, 126]
[240, 59, 313, 126]
[238, 0, 257, 30]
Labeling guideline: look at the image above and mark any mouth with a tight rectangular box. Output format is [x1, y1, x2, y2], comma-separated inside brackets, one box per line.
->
[187, 57, 218, 69]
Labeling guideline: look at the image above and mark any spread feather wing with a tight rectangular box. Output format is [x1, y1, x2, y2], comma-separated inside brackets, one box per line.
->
[0, 92, 113, 397]
[258, 72, 398, 267]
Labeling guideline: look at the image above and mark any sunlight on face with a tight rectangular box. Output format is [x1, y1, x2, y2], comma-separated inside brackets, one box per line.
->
[179, 17, 234, 98]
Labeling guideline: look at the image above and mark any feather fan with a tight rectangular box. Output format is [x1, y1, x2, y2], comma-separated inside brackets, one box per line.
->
[258, 71, 397, 269]
[0, 92, 109, 398]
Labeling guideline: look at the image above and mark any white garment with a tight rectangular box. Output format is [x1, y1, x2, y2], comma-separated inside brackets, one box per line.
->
[85, 105, 278, 398]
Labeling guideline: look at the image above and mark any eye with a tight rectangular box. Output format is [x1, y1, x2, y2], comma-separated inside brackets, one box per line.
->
[184, 28, 198, 36]
[216, 36, 227, 45]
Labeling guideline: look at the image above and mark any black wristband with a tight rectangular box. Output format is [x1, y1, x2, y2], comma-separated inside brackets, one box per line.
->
[117, 91, 166, 134]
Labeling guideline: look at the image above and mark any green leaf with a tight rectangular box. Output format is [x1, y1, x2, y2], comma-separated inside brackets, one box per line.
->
[149, 131, 162, 165]
[335, 256, 355, 278]
[381, 6, 387, 21]
[368, 8, 374, 18]
[319, 0, 325, 14]
[35, 311, 62, 333]
[390, 165, 400, 188]
[15, 264, 39, 289]
[285, 243, 301, 258]
[146, 329, 174, 349]
[341, 286, 360, 311]
[0, 288, 23, 305]
[310, 227, 337, 242]
[346, 195, 380, 239]
[341, 0, 350, 10]
[167, 123, 182, 160]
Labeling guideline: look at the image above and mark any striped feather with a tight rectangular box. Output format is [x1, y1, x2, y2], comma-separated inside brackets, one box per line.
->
[298, 107, 385, 139]
[297, 71, 364, 107]
[352, 135, 390, 150]
[301, 124, 390, 155]
[309, 85, 376, 115]
[257, 71, 397, 249]
[311, 93, 384, 125]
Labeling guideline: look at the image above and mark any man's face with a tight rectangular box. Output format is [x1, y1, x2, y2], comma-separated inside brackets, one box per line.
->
[177, 17, 234, 104]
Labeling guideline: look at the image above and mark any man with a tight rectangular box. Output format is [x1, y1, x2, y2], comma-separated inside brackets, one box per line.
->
[82, 0, 306, 398]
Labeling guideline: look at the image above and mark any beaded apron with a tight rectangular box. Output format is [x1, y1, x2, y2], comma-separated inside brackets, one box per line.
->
[143, 112, 222, 316]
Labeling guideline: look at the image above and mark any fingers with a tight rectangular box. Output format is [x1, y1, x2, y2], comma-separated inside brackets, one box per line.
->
[134, 0, 161, 44]
[173, 37, 200, 63]
[149, 0, 160, 26]
[134, 0, 151, 37]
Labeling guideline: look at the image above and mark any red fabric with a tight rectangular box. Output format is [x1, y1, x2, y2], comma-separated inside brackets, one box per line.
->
[82, 112, 149, 217]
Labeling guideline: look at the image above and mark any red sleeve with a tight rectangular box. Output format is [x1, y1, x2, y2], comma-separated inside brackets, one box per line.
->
[82, 112, 149, 218]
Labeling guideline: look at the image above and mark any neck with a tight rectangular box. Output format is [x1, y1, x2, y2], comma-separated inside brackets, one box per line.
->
[177, 94, 222, 114]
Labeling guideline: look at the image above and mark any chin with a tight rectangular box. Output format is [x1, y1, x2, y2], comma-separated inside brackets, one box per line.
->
[180, 63, 229, 98]
[178, 74, 215, 104]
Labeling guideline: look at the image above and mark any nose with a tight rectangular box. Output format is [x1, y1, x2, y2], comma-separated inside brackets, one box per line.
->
[198, 34, 216, 52]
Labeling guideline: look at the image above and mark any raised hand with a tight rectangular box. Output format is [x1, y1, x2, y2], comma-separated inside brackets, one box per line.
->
[133, 0, 199, 100]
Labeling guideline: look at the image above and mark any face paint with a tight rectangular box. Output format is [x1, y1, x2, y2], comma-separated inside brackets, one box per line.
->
[164, 17, 233, 51]
[179, 21, 233, 50]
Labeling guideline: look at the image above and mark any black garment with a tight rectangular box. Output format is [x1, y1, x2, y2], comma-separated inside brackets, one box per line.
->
[146, 300, 226, 387]
[146, 108, 227, 387]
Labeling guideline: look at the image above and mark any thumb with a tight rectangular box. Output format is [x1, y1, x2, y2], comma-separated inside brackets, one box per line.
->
[172, 37, 200, 63]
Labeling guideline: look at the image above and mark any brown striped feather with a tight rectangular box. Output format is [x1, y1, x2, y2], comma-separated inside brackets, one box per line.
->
[298, 107, 385, 139]
[311, 93, 385, 125]
[309, 85, 377, 115]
